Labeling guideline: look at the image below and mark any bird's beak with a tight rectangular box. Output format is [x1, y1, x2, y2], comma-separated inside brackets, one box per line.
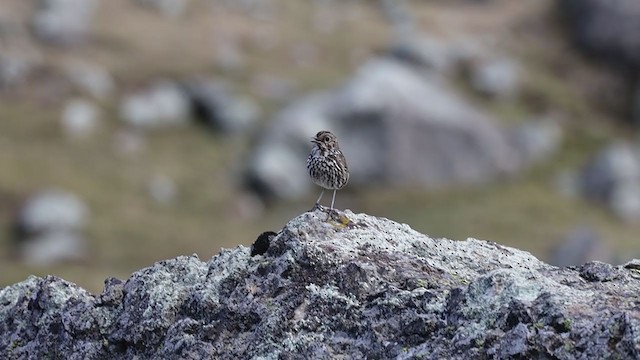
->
[311, 138, 320, 144]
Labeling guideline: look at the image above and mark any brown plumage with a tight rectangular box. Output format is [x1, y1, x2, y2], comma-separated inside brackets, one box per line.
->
[306, 130, 349, 209]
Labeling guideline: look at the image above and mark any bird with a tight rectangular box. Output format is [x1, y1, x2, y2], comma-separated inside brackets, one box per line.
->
[306, 130, 349, 209]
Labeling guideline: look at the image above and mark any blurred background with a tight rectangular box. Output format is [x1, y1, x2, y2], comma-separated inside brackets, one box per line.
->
[1, 0, 640, 293]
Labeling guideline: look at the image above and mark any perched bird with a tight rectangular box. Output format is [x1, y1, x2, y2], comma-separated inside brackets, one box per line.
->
[306, 130, 350, 209]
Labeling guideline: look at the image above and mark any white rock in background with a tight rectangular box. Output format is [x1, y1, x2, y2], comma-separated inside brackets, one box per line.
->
[470, 57, 521, 99]
[13, 189, 90, 266]
[61, 98, 100, 138]
[17, 190, 89, 234]
[135, 0, 187, 17]
[333, 57, 520, 185]
[610, 182, 640, 222]
[148, 175, 177, 205]
[19, 231, 86, 266]
[119, 81, 190, 129]
[64, 61, 115, 100]
[509, 120, 562, 164]
[580, 142, 640, 221]
[0, 53, 37, 88]
[32, 0, 99, 46]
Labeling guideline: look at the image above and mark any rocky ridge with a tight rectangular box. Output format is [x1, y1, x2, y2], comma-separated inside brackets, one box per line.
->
[1, 208, 639, 359]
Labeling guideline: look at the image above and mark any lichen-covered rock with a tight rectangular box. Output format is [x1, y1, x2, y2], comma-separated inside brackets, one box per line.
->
[2, 208, 640, 358]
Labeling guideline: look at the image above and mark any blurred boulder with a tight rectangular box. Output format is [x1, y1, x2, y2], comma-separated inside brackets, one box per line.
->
[61, 98, 101, 139]
[64, 61, 115, 100]
[247, 57, 540, 200]
[16, 190, 88, 234]
[119, 81, 190, 129]
[135, 0, 187, 17]
[378, 0, 415, 36]
[0, 52, 39, 89]
[17, 231, 86, 266]
[469, 57, 521, 99]
[148, 174, 177, 205]
[333, 58, 520, 186]
[549, 226, 612, 267]
[12, 190, 89, 265]
[32, 0, 99, 46]
[182, 79, 259, 134]
[561, 0, 640, 69]
[508, 119, 562, 164]
[579, 142, 640, 221]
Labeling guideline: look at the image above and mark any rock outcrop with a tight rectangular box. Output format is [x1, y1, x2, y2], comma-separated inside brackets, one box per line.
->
[2, 208, 640, 358]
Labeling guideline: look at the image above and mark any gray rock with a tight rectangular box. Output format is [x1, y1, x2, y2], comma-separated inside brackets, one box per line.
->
[549, 226, 612, 267]
[0, 52, 39, 89]
[508, 119, 563, 164]
[15, 190, 89, 234]
[119, 81, 190, 129]
[64, 61, 115, 100]
[469, 57, 521, 99]
[12, 190, 89, 266]
[247, 57, 524, 200]
[148, 174, 177, 205]
[334, 58, 520, 185]
[378, 0, 415, 36]
[135, 0, 187, 17]
[17, 230, 86, 266]
[32, 0, 99, 46]
[61, 98, 100, 139]
[182, 79, 259, 134]
[2, 208, 640, 358]
[579, 142, 640, 220]
[561, 0, 640, 69]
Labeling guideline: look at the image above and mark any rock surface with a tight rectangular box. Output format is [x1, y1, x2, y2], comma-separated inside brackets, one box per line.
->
[579, 142, 640, 221]
[2, 208, 640, 358]
[119, 81, 190, 129]
[12, 189, 89, 265]
[561, 0, 640, 69]
[32, 0, 99, 46]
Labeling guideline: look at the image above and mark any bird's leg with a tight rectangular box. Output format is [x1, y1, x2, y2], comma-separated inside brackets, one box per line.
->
[316, 189, 325, 206]
[330, 189, 337, 210]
